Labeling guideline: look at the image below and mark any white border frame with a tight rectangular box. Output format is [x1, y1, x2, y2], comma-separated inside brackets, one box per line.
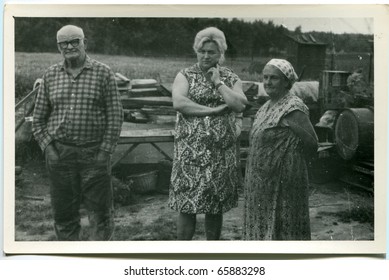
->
[3, 4, 387, 254]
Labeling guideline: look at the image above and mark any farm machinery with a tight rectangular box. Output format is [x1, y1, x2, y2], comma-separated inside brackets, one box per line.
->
[312, 69, 374, 190]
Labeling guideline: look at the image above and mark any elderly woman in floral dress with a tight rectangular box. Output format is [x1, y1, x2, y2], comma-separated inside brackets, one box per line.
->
[168, 27, 248, 240]
[243, 59, 318, 240]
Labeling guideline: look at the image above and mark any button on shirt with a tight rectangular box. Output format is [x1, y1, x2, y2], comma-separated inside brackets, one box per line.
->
[32, 56, 123, 154]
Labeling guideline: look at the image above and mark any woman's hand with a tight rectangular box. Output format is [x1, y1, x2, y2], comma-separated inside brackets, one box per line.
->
[207, 65, 221, 84]
[206, 66, 248, 113]
[234, 113, 243, 137]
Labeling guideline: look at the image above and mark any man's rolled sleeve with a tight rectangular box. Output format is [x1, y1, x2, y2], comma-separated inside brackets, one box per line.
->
[32, 77, 53, 152]
[100, 70, 123, 154]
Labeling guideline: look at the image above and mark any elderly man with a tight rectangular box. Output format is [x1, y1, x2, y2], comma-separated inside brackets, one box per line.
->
[32, 25, 123, 241]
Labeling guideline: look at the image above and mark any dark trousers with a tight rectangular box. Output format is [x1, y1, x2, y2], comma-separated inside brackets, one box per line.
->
[46, 141, 114, 241]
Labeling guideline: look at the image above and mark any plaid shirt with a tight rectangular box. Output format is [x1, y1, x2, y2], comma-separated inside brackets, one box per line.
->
[32, 56, 123, 154]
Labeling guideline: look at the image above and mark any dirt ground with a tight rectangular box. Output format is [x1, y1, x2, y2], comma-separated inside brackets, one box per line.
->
[14, 159, 374, 241]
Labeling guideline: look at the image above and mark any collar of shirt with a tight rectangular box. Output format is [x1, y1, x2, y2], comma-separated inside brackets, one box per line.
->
[59, 55, 94, 72]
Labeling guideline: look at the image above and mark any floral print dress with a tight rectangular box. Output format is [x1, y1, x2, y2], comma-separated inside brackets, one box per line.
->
[168, 63, 240, 214]
[243, 92, 311, 240]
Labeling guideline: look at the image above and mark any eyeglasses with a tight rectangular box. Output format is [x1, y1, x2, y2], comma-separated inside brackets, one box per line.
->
[57, 38, 82, 49]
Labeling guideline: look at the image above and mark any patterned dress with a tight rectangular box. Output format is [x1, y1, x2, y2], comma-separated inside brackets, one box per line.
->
[243, 92, 311, 240]
[168, 63, 240, 214]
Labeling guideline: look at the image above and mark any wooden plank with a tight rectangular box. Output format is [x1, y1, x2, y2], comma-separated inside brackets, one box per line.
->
[352, 165, 374, 176]
[317, 142, 336, 152]
[121, 88, 160, 97]
[118, 135, 174, 143]
[120, 122, 175, 140]
[121, 96, 173, 108]
[123, 96, 172, 101]
[15, 118, 26, 132]
[112, 143, 139, 168]
[121, 122, 174, 130]
[21, 195, 44, 201]
[115, 72, 130, 82]
[120, 129, 174, 138]
[159, 83, 172, 96]
[358, 161, 374, 168]
[119, 117, 252, 141]
[15, 87, 39, 110]
[129, 88, 159, 94]
[131, 79, 158, 89]
[150, 143, 173, 161]
[141, 106, 177, 115]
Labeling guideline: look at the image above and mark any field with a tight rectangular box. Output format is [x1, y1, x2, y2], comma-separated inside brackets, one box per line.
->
[14, 52, 264, 163]
[15, 52, 263, 100]
[12, 52, 374, 243]
[14, 51, 371, 100]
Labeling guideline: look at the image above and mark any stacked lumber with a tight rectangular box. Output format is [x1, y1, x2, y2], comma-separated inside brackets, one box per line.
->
[115, 73, 131, 91]
[116, 73, 174, 124]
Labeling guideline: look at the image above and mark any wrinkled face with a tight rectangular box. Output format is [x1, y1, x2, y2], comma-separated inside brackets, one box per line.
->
[57, 32, 87, 62]
[197, 41, 221, 71]
[262, 65, 290, 99]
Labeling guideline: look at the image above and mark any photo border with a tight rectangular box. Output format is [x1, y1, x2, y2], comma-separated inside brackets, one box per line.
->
[3, 4, 387, 255]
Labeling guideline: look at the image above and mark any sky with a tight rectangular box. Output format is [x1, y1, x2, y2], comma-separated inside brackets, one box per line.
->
[254, 18, 373, 35]
[2, 0, 378, 35]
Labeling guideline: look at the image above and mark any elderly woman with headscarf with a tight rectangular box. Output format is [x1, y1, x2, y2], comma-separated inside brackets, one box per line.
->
[243, 59, 318, 240]
[168, 27, 248, 240]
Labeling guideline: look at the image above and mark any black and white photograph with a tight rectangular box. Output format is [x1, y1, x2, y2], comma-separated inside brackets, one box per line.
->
[3, 4, 387, 254]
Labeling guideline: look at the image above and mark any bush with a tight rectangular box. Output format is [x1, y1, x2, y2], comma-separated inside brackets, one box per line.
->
[15, 139, 43, 164]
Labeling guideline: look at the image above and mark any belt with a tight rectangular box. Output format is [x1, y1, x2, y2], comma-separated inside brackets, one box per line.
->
[55, 140, 101, 148]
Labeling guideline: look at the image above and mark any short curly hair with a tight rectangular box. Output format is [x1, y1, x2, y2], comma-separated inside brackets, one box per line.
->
[193, 27, 227, 64]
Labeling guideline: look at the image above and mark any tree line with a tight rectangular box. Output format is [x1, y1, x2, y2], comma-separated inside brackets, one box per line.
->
[15, 17, 373, 57]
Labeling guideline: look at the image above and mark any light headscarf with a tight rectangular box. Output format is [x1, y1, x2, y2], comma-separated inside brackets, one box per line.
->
[266, 59, 298, 83]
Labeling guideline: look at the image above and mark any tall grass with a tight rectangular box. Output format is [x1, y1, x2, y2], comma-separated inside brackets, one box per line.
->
[15, 52, 264, 99]
[15, 52, 262, 162]
[15, 53, 62, 100]
[15, 51, 371, 100]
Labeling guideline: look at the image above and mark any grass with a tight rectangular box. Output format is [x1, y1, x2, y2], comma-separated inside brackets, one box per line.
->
[15, 200, 53, 222]
[15, 199, 54, 240]
[15, 51, 369, 100]
[15, 195, 177, 241]
[14, 52, 264, 163]
[78, 211, 177, 241]
[15, 52, 265, 100]
[319, 206, 374, 227]
[128, 216, 177, 241]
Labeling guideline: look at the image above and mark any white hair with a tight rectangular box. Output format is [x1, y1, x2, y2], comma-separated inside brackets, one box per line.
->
[193, 27, 227, 64]
[57, 25, 85, 42]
